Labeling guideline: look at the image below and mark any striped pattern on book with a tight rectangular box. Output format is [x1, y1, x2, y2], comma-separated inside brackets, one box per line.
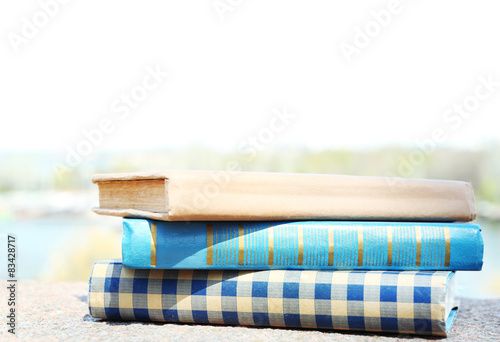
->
[122, 219, 483, 270]
[208, 223, 451, 267]
[88, 260, 458, 336]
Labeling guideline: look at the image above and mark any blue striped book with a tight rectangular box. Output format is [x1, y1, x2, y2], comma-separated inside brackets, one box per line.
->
[122, 219, 483, 270]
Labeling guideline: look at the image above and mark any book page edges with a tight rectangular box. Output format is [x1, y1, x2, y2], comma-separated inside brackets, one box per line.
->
[97, 179, 168, 213]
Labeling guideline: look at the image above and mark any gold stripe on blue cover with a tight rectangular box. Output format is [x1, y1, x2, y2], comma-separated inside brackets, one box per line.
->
[268, 225, 274, 266]
[297, 226, 304, 266]
[206, 224, 213, 265]
[416, 226, 422, 267]
[357, 228, 363, 266]
[444, 227, 451, 267]
[328, 228, 334, 266]
[238, 224, 244, 266]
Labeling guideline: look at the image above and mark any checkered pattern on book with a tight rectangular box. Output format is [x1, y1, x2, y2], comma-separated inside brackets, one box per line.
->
[89, 260, 453, 336]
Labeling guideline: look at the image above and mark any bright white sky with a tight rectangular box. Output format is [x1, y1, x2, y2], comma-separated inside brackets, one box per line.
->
[1, 0, 499, 153]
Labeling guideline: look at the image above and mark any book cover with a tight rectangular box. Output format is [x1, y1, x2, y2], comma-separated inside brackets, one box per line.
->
[92, 170, 476, 222]
[88, 260, 459, 336]
[122, 219, 483, 271]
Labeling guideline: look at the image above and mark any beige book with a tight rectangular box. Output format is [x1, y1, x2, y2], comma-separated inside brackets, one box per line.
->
[92, 170, 476, 222]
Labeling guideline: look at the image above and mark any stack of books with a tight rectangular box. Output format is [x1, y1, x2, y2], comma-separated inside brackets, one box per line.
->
[88, 170, 483, 336]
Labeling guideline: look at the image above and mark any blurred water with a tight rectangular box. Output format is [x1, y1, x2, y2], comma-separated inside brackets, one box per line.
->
[0, 214, 122, 281]
[0, 217, 79, 279]
[1, 216, 499, 298]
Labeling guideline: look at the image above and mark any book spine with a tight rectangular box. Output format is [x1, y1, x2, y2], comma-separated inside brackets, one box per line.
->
[122, 219, 483, 271]
[88, 260, 456, 336]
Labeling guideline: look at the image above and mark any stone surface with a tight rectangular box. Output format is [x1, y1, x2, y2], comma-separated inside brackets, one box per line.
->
[1, 281, 499, 341]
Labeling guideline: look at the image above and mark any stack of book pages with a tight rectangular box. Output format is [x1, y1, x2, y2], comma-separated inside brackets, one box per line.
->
[88, 171, 483, 336]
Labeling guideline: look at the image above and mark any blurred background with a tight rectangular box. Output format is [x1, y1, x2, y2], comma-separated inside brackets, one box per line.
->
[1, 1, 499, 299]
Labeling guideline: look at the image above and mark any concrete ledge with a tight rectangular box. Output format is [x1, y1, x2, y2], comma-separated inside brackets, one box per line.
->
[2, 281, 499, 341]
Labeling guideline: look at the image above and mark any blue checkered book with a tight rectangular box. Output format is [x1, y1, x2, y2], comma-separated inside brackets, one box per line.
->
[88, 260, 459, 336]
[122, 219, 483, 270]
